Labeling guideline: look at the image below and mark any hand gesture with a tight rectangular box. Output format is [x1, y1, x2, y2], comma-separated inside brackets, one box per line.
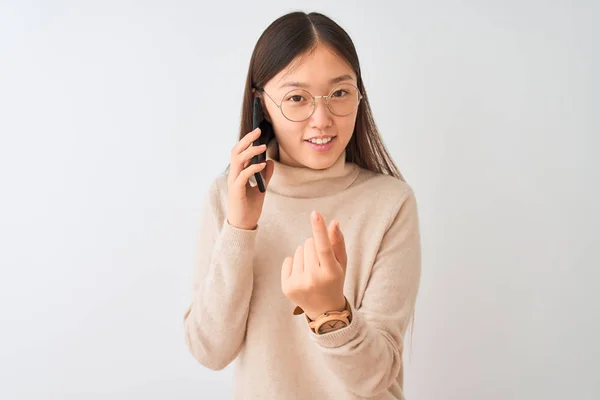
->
[281, 211, 348, 320]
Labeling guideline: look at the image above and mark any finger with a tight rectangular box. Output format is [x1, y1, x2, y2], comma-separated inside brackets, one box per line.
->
[310, 211, 336, 267]
[232, 144, 266, 182]
[293, 245, 304, 275]
[233, 162, 266, 192]
[234, 128, 262, 154]
[238, 143, 267, 167]
[281, 256, 293, 289]
[230, 128, 262, 177]
[328, 220, 347, 274]
[304, 237, 319, 271]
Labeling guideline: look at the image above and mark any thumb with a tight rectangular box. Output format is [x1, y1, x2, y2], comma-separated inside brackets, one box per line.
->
[328, 220, 347, 273]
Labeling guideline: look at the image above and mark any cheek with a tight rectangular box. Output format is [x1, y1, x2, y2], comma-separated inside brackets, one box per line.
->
[270, 113, 306, 141]
[334, 115, 357, 140]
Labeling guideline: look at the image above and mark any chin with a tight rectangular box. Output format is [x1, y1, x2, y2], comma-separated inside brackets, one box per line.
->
[279, 138, 346, 169]
[302, 150, 343, 170]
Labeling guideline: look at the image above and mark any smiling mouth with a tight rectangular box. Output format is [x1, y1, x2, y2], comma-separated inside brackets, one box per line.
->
[304, 136, 336, 152]
[305, 136, 335, 145]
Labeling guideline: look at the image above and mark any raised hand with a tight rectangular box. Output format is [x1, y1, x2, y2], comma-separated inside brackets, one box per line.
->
[226, 128, 275, 230]
[281, 211, 348, 320]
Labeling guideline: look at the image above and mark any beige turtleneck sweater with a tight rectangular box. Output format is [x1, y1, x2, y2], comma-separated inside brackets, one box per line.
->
[183, 139, 421, 399]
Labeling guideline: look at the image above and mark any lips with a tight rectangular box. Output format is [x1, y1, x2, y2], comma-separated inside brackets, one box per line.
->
[305, 136, 336, 152]
[305, 136, 335, 144]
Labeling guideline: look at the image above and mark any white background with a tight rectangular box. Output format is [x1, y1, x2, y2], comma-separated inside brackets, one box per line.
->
[1, 0, 598, 399]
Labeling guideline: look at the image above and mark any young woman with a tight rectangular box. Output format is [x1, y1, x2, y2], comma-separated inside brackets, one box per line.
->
[183, 11, 421, 400]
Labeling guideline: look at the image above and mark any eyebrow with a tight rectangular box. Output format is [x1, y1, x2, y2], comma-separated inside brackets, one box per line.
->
[279, 74, 354, 89]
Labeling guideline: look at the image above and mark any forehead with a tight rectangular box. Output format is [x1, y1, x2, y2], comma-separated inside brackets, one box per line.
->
[270, 45, 356, 90]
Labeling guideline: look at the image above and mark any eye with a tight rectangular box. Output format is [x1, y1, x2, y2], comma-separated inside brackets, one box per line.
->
[331, 89, 348, 98]
[286, 95, 306, 102]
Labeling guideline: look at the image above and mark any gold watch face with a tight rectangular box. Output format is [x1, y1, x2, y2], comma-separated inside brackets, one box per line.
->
[318, 319, 348, 334]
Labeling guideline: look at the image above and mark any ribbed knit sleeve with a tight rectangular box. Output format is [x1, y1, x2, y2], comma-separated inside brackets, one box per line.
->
[310, 188, 421, 397]
[183, 180, 258, 370]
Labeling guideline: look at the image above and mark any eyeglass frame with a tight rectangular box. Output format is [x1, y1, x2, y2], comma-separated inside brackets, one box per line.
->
[255, 83, 364, 122]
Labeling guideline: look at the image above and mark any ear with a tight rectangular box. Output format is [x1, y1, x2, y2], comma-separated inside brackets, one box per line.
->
[253, 88, 272, 123]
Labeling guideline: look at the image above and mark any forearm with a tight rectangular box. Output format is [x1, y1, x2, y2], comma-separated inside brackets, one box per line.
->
[184, 221, 257, 370]
[310, 307, 404, 397]
[310, 188, 421, 396]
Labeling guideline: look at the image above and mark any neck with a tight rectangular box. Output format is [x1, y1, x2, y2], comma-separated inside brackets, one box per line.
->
[265, 139, 360, 198]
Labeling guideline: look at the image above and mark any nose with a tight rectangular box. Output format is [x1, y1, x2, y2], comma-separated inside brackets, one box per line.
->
[308, 96, 332, 129]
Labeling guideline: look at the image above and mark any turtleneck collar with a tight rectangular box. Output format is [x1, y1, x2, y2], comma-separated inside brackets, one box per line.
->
[265, 138, 360, 198]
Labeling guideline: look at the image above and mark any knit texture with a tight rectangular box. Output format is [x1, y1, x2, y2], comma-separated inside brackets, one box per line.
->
[184, 139, 421, 399]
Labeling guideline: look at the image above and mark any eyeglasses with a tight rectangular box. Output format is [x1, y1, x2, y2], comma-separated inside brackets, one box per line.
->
[258, 83, 363, 122]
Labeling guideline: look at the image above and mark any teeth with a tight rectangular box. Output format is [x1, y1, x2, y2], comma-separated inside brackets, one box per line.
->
[308, 137, 332, 145]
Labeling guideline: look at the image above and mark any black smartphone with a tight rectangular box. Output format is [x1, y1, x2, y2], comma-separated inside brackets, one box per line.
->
[251, 96, 266, 192]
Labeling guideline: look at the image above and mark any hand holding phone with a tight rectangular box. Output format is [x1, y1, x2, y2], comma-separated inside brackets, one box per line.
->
[224, 96, 273, 231]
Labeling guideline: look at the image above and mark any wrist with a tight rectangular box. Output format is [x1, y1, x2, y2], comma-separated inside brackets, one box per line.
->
[306, 297, 352, 335]
[305, 296, 347, 321]
[226, 217, 257, 231]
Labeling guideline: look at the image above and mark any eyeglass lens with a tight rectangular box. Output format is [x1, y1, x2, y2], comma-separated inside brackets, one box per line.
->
[280, 83, 360, 122]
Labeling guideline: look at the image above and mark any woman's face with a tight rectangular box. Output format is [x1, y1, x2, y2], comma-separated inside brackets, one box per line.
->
[261, 44, 359, 170]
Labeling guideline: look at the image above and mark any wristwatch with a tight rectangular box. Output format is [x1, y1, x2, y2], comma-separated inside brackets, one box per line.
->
[293, 297, 353, 335]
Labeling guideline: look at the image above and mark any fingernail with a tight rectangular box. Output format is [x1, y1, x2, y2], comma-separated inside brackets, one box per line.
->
[311, 211, 319, 222]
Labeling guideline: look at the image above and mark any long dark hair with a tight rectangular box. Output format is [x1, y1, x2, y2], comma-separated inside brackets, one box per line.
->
[237, 11, 404, 181]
